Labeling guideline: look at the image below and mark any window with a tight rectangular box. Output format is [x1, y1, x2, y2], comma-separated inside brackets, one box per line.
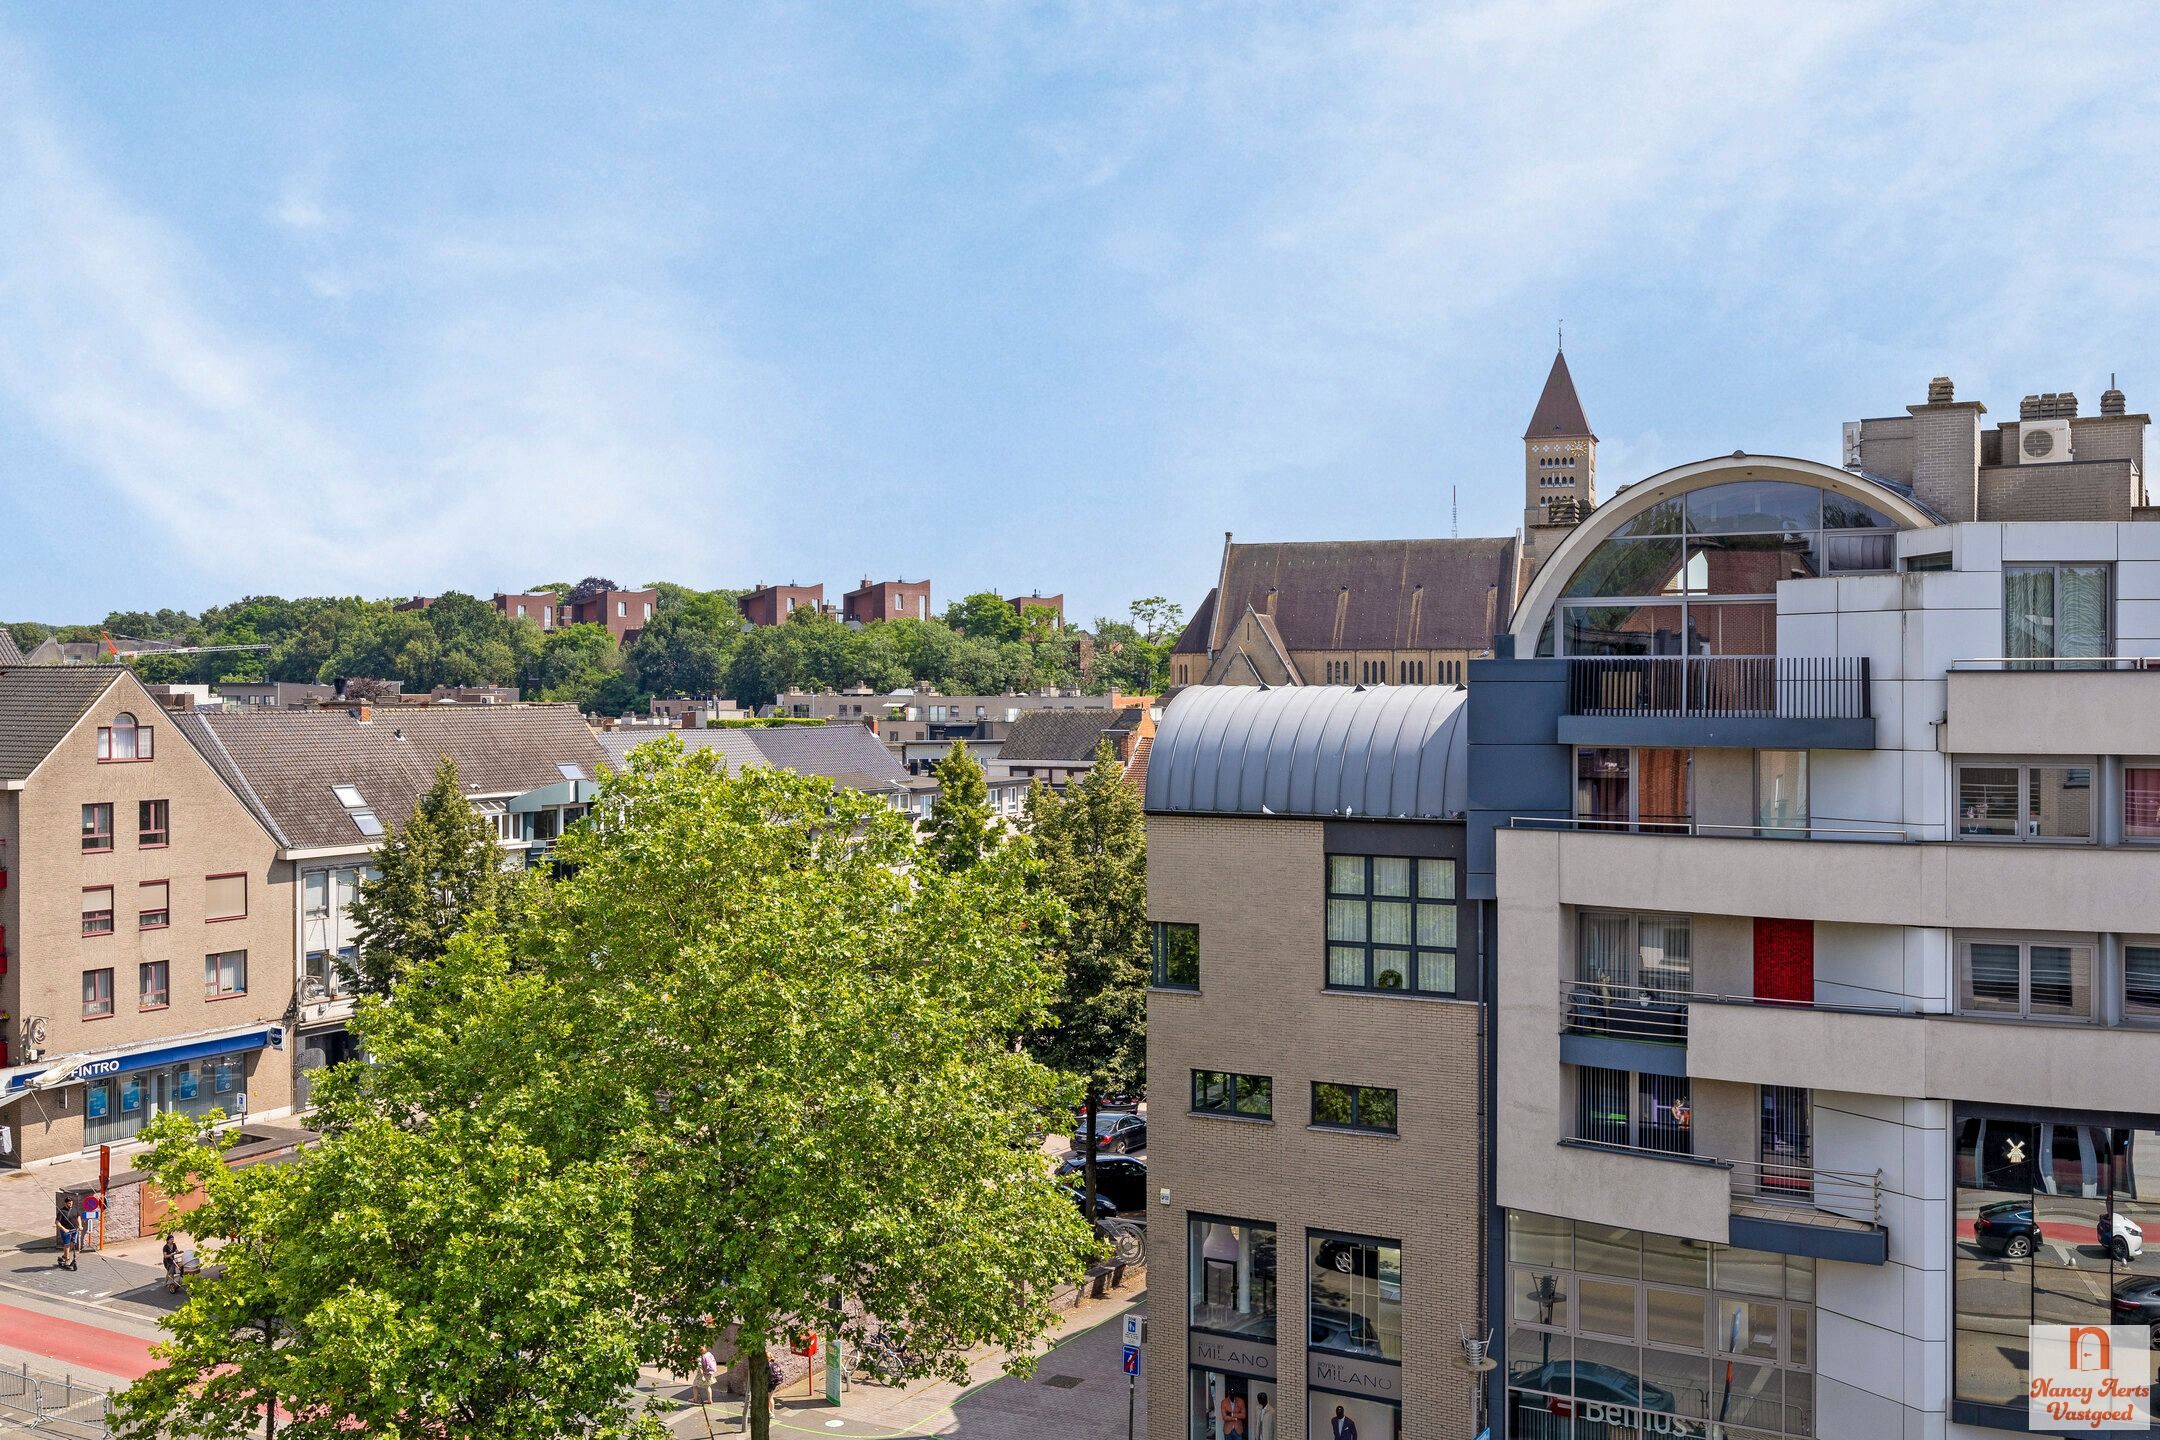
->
[1573, 1065, 1692, 1155]
[1958, 937, 2095, 1020]
[138, 880, 169, 930]
[1955, 763, 2092, 841]
[331, 784, 384, 837]
[1312, 1082, 1398, 1134]
[556, 762, 586, 781]
[81, 887, 114, 937]
[1573, 911, 1692, 1033]
[205, 949, 247, 998]
[1192, 1070, 1273, 1119]
[1325, 854, 1459, 995]
[95, 712, 153, 761]
[1189, 1217, 1277, 1340]
[2126, 768, 2160, 840]
[205, 872, 248, 921]
[1307, 1232, 1401, 1361]
[1755, 750, 1808, 837]
[2005, 563, 2108, 669]
[81, 968, 114, 1019]
[80, 803, 113, 853]
[137, 799, 169, 847]
[139, 960, 169, 1009]
[2127, 943, 2160, 1022]
[1151, 922, 1199, 988]
[1575, 746, 1691, 832]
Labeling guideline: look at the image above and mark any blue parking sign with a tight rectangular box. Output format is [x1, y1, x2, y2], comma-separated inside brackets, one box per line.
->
[1121, 1345, 1141, 1376]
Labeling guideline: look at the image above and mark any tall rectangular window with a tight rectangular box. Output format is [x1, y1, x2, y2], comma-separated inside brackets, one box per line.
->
[80, 887, 114, 937]
[2005, 563, 2109, 669]
[205, 873, 248, 921]
[1189, 1218, 1277, 1340]
[2127, 944, 2160, 1022]
[137, 799, 169, 847]
[205, 950, 248, 998]
[1150, 922, 1199, 989]
[80, 803, 113, 853]
[1755, 750, 1808, 837]
[1573, 1065, 1692, 1156]
[1307, 1233, 1401, 1361]
[1324, 854, 1458, 996]
[138, 880, 169, 930]
[2127, 768, 2160, 840]
[81, 968, 114, 1019]
[139, 961, 169, 1009]
[1955, 763, 2093, 841]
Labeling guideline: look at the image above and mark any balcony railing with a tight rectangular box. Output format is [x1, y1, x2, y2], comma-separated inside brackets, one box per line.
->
[1560, 1136, 1885, 1232]
[1559, 977, 1916, 1044]
[1566, 654, 1871, 720]
[1511, 814, 1919, 843]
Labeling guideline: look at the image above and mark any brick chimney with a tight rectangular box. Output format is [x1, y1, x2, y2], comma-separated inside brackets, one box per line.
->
[1908, 375, 1984, 521]
[2103, 376, 2127, 416]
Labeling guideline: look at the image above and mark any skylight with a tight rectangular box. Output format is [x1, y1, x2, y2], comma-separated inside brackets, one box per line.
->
[557, 763, 586, 781]
[332, 784, 384, 837]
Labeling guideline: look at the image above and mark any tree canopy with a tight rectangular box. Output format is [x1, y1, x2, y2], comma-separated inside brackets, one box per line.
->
[924, 740, 1000, 872]
[345, 756, 519, 998]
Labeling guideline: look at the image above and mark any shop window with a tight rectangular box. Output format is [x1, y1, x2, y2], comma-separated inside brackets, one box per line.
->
[1189, 1217, 1276, 1340]
[137, 799, 169, 847]
[80, 803, 113, 853]
[1957, 937, 2095, 1021]
[1192, 1070, 1272, 1120]
[1309, 1393, 1397, 1439]
[1324, 854, 1458, 996]
[96, 712, 152, 762]
[1954, 763, 2093, 841]
[1189, 1369, 1278, 1440]
[81, 968, 114, 1019]
[140, 961, 168, 1010]
[205, 949, 247, 998]
[138, 880, 169, 930]
[1151, 923, 1199, 989]
[1311, 1083, 1398, 1134]
[1307, 1231, 1401, 1362]
[81, 887, 114, 937]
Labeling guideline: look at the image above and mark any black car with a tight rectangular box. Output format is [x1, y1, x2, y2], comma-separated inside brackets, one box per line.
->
[1056, 1154, 1149, 1214]
[2113, 1273, 2160, 1345]
[1506, 1360, 1679, 1430]
[1071, 1111, 1147, 1156]
[1059, 1183, 1119, 1220]
[1972, 1200, 2039, 1259]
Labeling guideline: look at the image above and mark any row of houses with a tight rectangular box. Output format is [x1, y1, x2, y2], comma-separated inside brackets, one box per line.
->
[738, 579, 1064, 628]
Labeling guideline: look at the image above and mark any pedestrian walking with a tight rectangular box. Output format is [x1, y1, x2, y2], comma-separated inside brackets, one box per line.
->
[162, 1235, 181, 1293]
[695, 1345, 719, 1404]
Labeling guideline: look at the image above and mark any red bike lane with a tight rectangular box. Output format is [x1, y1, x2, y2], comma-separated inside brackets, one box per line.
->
[0, 1302, 157, 1382]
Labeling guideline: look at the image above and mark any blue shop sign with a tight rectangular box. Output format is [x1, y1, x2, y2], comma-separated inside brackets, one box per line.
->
[6, 1027, 282, 1094]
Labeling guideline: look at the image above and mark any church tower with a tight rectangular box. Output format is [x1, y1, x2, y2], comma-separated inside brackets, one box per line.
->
[1521, 346, 1597, 566]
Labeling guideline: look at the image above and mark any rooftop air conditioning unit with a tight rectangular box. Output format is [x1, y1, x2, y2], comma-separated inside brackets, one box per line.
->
[2019, 418, 2073, 464]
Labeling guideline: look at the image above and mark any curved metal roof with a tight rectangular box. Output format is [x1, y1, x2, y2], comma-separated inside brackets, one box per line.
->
[1144, 684, 1469, 821]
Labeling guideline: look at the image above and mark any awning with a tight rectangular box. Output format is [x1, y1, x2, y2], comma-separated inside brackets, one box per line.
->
[2, 1025, 284, 1096]
[506, 778, 601, 813]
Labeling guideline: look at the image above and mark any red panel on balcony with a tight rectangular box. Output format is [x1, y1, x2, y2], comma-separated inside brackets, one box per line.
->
[1753, 917, 1814, 1003]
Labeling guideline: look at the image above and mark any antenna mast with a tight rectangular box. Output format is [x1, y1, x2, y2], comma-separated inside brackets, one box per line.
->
[1452, 484, 1459, 538]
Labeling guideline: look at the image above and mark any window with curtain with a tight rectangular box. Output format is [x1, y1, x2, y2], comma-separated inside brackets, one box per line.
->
[1324, 854, 1459, 996]
[2127, 769, 2160, 840]
[2126, 944, 2160, 1022]
[1755, 750, 1809, 837]
[1954, 763, 2093, 841]
[1958, 937, 2095, 1020]
[2005, 563, 2109, 669]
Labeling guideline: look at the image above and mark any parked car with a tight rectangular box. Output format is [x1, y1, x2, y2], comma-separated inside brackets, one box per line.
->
[2113, 1273, 2160, 1344]
[1071, 1111, 1147, 1155]
[1059, 1183, 1120, 1220]
[1056, 1154, 1149, 1214]
[2101, 1211, 2146, 1262]
[1972, 1201, 2039, 1259]
[1308, 1301, 1382, 1355]
[1506, 1360, 1679, 1428]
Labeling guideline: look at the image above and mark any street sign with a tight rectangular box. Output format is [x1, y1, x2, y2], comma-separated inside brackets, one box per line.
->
[1121, 1345, 1141, 1376]
[1122, 1314, 1145, 1346]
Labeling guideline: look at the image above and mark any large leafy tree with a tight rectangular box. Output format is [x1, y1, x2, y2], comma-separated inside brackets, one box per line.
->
[346, 756, 516, 997]
[1024, 742, 1149, 1215]
[924, 740, 999, 872]
[944, 591, 1020, 643]
[111, 1105, 656, 1440]
[318, 742, 1094, 1440]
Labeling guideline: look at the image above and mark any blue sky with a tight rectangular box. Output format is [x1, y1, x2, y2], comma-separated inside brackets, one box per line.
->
[3, 3, 2158, 628]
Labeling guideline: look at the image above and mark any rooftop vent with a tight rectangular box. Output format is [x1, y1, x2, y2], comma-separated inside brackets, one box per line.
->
[1927, 375, 1955, 403]
[2020, 392, 2080, 420]
[2103, 375, 2127, 416]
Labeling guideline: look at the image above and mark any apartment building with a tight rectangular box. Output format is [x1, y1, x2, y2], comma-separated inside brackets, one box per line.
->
[738, 582, 826, 627]
[0, 667, 297, 1164]
[559, 581, 657, 645]
[492, 591, 560, 629]
[176, 705, 610, 1105]
[1470, 377, 2160, 1438]
[841, 577, 931, 625]
[1144, 685, 1486, 1440]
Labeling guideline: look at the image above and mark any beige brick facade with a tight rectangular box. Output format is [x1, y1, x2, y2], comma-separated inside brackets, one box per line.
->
[1144, 813, 1485, 1440]
[0, 673, 294, 1164]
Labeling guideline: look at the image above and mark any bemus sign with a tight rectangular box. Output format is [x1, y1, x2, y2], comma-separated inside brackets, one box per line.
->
[1307, 1352, 1400, 1403]
[1188, 1333, 1275, 1377]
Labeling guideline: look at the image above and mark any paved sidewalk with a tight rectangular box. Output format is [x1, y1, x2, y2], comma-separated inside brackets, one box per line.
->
[646, 1283, 1148, 1439]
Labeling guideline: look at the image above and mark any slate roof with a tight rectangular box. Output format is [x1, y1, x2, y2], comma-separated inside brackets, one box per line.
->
[1144, 684, 1470, 820]
[596, 723, 912, 793]
[175, 705, 611, 850]
[1176, 537, 1516, 657]
[1525, 349, 1594, 440]
[1171, 592, 1216, 656]
[0, 629, 22, 667]
[997, 706, 1141, 764]
[0, 667, 124, 779]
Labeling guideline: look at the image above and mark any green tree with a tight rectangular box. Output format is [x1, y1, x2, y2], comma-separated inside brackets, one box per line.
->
[627, 592, 744, 697]
[1023, 743, 1149, 1217]
[111, 1106, 656, 1440]
[522, 622, 624, 708]
[945, 591, 1020, 643]
[329, 742, 1096, 1440]
[346, 757, 515, 997]
[924, 740, 999, 872]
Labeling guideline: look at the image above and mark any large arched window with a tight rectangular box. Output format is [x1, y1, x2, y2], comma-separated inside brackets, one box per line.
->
[1538, 479, 1903, 656]
[96, 711, 153, 762]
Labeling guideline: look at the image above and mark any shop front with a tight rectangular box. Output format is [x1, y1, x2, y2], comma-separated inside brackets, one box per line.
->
[4, 1026, 285, 1154]
[1189, 1216, 1279, 1439]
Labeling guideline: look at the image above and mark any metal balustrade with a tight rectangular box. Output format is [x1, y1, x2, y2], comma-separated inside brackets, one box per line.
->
[1566, 654, 1871, 720]
[1559, 977, 1914, 1043]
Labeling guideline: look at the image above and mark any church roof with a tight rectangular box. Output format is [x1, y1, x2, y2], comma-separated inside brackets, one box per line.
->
[1174, 536, 1516, 657]
[1524, 349, 1594, 440]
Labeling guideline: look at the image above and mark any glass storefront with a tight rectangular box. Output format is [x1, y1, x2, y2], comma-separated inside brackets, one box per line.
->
[1952, 1108, 2160, 1419]
[1188, 1367, 1279, 1440]
[1309, 1389, 1397, 1439]
[83, 1054, 249, 1147]
[1505, 1211, 1815, 1438]
[1191, 1217, 1277, 1340]
[1308, 1231, 1401, 1361]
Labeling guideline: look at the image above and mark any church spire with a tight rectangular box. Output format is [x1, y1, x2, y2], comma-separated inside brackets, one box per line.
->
[1523, 348, 1594, 441]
